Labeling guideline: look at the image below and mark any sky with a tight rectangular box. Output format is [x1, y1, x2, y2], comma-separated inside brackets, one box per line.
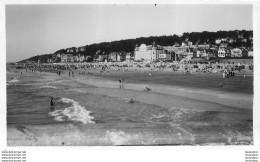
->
[6, 4, 253, 62]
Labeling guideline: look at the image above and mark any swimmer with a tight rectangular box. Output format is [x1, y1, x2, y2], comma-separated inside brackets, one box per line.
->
[145, 87, 151, 91]
[219, 82, 223, 87]
[129, 98, 134, 103]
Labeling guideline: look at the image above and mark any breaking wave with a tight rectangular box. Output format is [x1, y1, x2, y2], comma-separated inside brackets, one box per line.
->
[67, 89, 86, 93]
[49, 98, 95, 124]
[40, 85, 58, 89]
[105, 130, 141, 145]
[7, 78, 19, 84]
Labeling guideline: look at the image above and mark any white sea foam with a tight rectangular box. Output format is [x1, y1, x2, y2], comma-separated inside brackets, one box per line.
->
[47, 80, 62, 85]
[105, 130, 140, 145]
[49, 98, 95, 124]
[68, 89, 86, 93]
[40, 85, 58, 89]
[7, 78, 19, 83]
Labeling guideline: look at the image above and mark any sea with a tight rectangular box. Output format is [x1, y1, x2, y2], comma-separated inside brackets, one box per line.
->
[6, 70, 253, 145]
[6, 70, 171, 126]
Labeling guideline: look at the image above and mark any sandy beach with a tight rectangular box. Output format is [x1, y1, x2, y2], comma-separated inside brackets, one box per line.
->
[7, 67, 253, 146]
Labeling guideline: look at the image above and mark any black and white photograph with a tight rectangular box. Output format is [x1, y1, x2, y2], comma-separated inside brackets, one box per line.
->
[1, 1, 260, 162]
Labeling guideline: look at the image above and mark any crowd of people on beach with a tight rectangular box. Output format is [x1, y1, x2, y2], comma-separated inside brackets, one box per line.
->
[10, 60, 253, 74]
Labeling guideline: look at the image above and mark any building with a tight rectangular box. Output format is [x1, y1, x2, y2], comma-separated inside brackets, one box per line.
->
[225, 49, 231, 58]
[208, 52, 216, 60]
[108, 52, 118, 62]
[52, 53, 61, 62]
[79, 55, 85, 62]
[117, 53, 122, 62]
[231, 48, 242, 57]
[242, 49, 248, 58]
[98, 54, 108, 62]
[220, 42, 228, 48]
[248, 50, 253, 57]
[158, 53, 172, 62]
[134, 44, 162, 61]
[194, 49, 208, 58]
[228, 38, 235, 43]
[221, 38, 227, 42]
[79, 46, 86, 53]
[215, 39, 222, 44]
[67, 54, 74, 62]
[163, 45, 187, 61]
[218, 48, 226, 58]
[85, 55, 92, 62]
[119, 53, 127, 61]
[66, 48, 76, 54]
[61, 54, 67, 63]
[73, 55, 79, 62]
[125, 52, 131, 61]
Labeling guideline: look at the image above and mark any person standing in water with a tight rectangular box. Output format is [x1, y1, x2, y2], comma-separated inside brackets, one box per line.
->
[50, 98, 54, 110]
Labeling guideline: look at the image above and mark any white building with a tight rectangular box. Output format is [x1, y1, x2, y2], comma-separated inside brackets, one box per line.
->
[231, 48, 242, 57]
[248, 51, 253, 57]
[79, 55, 85, 62]
[215, 39, 222, 44]
[134, 44, 159, 61]
[218, 48, 226, 58]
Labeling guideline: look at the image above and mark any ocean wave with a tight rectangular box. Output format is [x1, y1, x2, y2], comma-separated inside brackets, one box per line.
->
[21, 80, 63, 86]
[40, 85, 58, 89]
[67, 89, 86, 93]
[105, 130, 140, 145]
[7, 78, 19, 84]
[49, 98, 95, 124]
[47, 80, 63, 85]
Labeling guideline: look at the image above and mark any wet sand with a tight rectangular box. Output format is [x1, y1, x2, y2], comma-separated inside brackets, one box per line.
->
[7, 69, 253, 146]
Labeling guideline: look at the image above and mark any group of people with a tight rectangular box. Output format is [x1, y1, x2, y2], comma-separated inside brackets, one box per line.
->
[222, 70, 236, 78]
[119, 78, 125, 89]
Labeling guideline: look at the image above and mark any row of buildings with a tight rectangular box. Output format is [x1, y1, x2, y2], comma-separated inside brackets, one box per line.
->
[48, 43, 253, 63]
[49, 52, 133, 63]
[134, 43, 253, 62]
